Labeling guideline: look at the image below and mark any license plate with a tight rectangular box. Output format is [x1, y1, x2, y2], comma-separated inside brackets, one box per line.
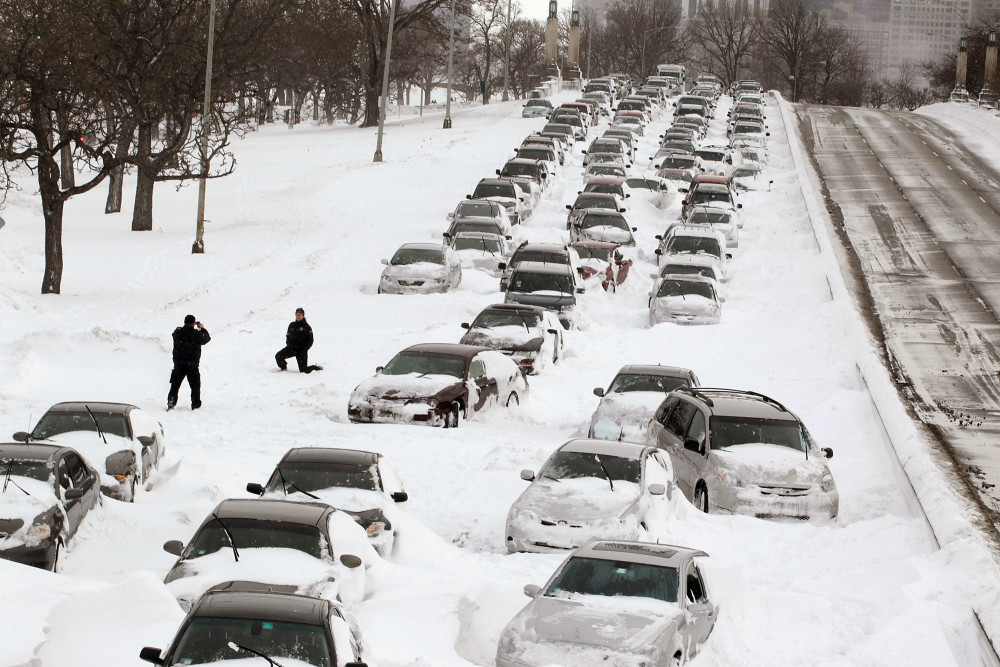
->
[378, 410, 394, 419]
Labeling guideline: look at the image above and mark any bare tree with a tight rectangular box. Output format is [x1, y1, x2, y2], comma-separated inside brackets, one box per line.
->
[468, 0, 505, 103]
[603, 0, 683, 79]
[762, 0, 825, 102]
[687, 0, 762, 86]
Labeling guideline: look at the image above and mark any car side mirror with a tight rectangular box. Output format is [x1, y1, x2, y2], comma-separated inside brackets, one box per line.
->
[12, 431, 29, 442]
[505, 235, 512, 240]
[163, 540, 184, 556]
[654, 248, 663, 255]
[461, 322, 471, 329]
[520, 469, 535, 481]
[340, 554, 363, 568]
[648, 483, 666, 496]
[380, 258, 389, 265]
[498, 262, 507, 270]
[625, 193, 631, 198]
[593, 387, 605, 397]
[375, 366, 384, 373]
[576, 287, 586, 294]
[631, 227, 637, 231]
[65, 488, 85, 500]
[683, 438, 701, 452]
[466, 194, 472, 199]
[822, 447, 834, 459]
[495, 169, 502, 175]
[391, 491, 409, 502]
[442, 232, 452, 239]
[447, 212, 455, 220]
[726, 253, 733, 259]
[139, 647, 164, 665]
[524, 584, 541, 598]
[737, 203, 742, 208]
[246, 482, 265, 496]
[679, 188, 688, 193]
[137, 435, 154, 447]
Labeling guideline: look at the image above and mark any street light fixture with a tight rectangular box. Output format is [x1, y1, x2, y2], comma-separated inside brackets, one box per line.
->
[373, 0, 400, 163]
[192, 0, 217, 254]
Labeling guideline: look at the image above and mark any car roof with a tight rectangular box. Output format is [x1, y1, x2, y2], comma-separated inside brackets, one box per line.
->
[558, 438, 650, 458]
[670, 227, 723, 239]
[396, 243, 445, 252]
[279, 447, 380, 466]
[476, 178, 517, 187]
[42, 401, 137, 414]
[617, 364, 693, 378]
[516, 242, 569, 253]
[479, 303, 548, 316]
[401, 343, 482, 359]
[673, 387, 797, 420]
[694, 175, 731, 184]
[454, 231, 503, 239]
[571, 240, 619, 250]
[193, 585, 330, 624]
[586, 176, 624, 186]
[0, 442, 64, 462]
[575, 192, 618, 202]
[512, 261, 573, 276]
[573, 540, 707, 568]
[505, 158, 542, 167]
[213, 498, 333, 526]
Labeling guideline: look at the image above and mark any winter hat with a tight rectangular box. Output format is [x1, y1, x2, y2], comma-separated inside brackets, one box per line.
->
[184, 314, 196, 325]
[295, 307, 305, 315]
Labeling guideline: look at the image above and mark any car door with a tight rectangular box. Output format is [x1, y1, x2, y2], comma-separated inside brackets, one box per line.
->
[681, 409, 711, 496]
[59, 452, 97, 537]
[683, 561, 717, 650]
[641, 451, 674, 528]
[649, 396, 678, 447]
[660, 399, 699, 498]
[468, 356, 496, 413]
[129, 408, 159, 477]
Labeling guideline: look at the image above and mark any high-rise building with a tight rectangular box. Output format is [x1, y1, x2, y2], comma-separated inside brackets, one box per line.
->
[887, 0, 979, 74]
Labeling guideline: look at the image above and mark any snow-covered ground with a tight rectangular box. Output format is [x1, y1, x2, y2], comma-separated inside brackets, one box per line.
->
[1, 89, 999, 666]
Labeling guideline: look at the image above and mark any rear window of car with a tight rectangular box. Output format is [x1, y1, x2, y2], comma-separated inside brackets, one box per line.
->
[474, 183, 516, 198]
[391, 248, 444, 265]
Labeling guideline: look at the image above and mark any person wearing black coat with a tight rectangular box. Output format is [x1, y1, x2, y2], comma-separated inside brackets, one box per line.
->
[168, 314, 211, 410]
[275, 307, 323, 373]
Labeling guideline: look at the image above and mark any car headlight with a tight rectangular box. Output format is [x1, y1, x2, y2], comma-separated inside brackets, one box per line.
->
[499, 630, 517, 656]
[820, 473, 836, 493]
[23, 523, 51, 547]
[426, 398, 439, 408]
[366, 521, 386, 538]
[716, 468, 745, 487]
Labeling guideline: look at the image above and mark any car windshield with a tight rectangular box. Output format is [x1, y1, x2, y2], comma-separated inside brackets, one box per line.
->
[573, 246, 611, 261]
[0, 459, 50, 483]
[526, 100, 550, 107]
[710, 416, 807, 452]
[456, 201, 497, 218]
[609, 373, 688, 393]
[518, 150, 551, 161]
[545, 556, 679, 603]
[32, 411, 130, 439]
[574, 195, 616, 210]
[473, 183, 516, 199]
[542, 451, 640, 482]
[186, 519, 324, 559]
[590, 141, 622, 153]
[626, 178, 657, 190]
[391, 248, 444, 265]
[660, 156, 696, 169]
[266, 463, 378, 494]
[661, 142, 693, 153]
[660, 264, 716, 280]
[543, 124, 572, 134]
[589, 166, 626, 178]
[735, 124, 763, 134]
[658, 170, 693, 183]
[552, 114, 582, 126]
[502, 164, 538, 178]
[656, 279, 715, 299]
[452, 221, 502, 236]
[665, 236, 722, 257]
[381, 352, 467, 379]
[472, 309, 541, 329]
[512, 249, 568, 265]
[580, 214, 628, 231]
[688, 210, 733, 225]
[697, 150, 726, 162]
[585, 184, 623, 196]
[169, 617, 332, 667]
[691, 190, 732, 206]
[454, 236, 501, 253]
[509, 271, 572, 294]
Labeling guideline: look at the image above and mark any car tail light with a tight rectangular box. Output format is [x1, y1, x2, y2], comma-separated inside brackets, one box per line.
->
[114, 474, 127, 482]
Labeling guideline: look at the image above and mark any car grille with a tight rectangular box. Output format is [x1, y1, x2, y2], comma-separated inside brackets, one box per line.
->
[397, 280, 425, 287]
[756, 512, 810, 521]
[539, 519, 584, 528]
[757, 484, 811, 497]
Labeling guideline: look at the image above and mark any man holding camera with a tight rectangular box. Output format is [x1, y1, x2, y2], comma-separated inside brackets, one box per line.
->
[168, 314, 211, 410]
[275, 307, 323, 373]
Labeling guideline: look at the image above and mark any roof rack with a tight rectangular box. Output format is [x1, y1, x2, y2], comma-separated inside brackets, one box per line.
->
[677, 387, 789, 413]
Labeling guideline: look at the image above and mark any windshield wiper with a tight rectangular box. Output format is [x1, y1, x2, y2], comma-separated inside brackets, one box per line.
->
[480, 239, 496, 256]
[212, 514, 240, 562]
[514, 310, 533, 333]
[276, 468, 319, 499]
[2, 460, 29, 496]
[228, 641, 285, 667]
[594, 455, 615, 491]
[84, 405, 108, 445]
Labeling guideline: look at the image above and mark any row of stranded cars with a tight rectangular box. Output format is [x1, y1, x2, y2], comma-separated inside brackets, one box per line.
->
[0, 74, 840, 667]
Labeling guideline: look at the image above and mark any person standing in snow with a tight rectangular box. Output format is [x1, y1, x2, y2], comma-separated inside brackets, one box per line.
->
[168, 315, 211, 410]
[276, 307, 323, 373]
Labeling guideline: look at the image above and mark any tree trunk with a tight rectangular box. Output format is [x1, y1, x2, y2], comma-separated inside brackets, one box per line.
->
[362, 38, 383, 127]
[106, 165, 124, 213]
[57, 112, 75, 190]
[37, 150, 65, 294]
[131, 122, 155, 231]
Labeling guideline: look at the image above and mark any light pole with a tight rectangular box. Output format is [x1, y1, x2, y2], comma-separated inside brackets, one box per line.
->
[502, 0, 512, 101]
[443, 0, 456, 128]
[373, 0, 399, 163]
[192, 0, 217, 254]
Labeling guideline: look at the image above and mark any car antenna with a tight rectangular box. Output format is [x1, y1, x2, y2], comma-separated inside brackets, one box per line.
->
[227, 642, 281, 667]
[212, 513, 240, 562]
[84, 405, 107, 445]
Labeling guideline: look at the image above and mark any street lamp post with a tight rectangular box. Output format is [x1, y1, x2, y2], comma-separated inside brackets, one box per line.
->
[443, 0, 456, 128]
[192, 0, 217, 255]
[502, 0, 512, 101]
[373, 0, 399, 163]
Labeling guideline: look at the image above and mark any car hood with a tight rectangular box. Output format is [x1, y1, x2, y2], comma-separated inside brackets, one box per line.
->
[460, 326, 543, 351]
[512, 477, 639, 522]
[46, 431, 137, 486]
[651, 294, 718, 314]
[267, 487, 386, 515]
[505, 292, 576, 309]
[712, 443, 830, 485]
[0, 478, 59, 547]
[592, 392, 668, 431]
[165, 548, 339, 600]
[579, 227, 634, 245]
[381, 262, 447, 279]
[352, 373, 460, 400]
[509, 593, 682, 658]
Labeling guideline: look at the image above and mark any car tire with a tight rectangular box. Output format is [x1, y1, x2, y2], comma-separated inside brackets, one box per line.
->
[553, 338, 560, 363]
[671, 653, 682, 667]
[506, 392, 519, 407]
[694, 484, 709, 513]
[49, 540, 62, 573]
[128, 475, 137, 503]
[377, 286, 382, 294]
[445, 403, 461, 428]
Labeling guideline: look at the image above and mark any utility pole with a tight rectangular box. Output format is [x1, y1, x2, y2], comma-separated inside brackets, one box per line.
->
[374, 0, 399, 162]
[192, 0, 216, 254]
[502, 0, 512, 101]
[444, 0, 456, 128]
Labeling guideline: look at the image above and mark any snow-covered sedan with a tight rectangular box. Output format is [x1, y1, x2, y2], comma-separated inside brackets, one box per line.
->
[162, 498, 372, 612]
[0, 442, 101, 571]
[471, 178, 527, 226]
[347, 344, 528, 427]
[683, 205, 741, 248]
[452, 231, 510, 275]
[647, 387, 839, 522]
[378, 243, 461, 295]
[505, 439, 676, 553]
[655, 227, 730, 277]
[246, 447, 409, 558]
[588, 365, 700, 441]
[16, 401, 165, 502]
[649, 274, 722, 326]
[496, 541, 717, 666]
[460, 303, 564, 374]
[446, 198, 510, 234]
[570, 210, 637, 246]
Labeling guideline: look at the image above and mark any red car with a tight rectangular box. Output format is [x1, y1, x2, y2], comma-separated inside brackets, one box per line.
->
[570, 241, 632, 292]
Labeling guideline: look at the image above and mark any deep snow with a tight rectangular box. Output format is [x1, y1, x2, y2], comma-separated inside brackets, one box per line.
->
[0, 90, 998, 667]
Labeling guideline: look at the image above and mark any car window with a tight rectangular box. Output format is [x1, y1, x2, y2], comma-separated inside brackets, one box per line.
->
[469, 359, 486, 380]
[57, 457, 72, 490]
[686, 563, 707, 603]
[377, 460, 404, 495]
[686, 411, 707, 446]
[665, 401, 697, 438]
[64, 452, 89, 487]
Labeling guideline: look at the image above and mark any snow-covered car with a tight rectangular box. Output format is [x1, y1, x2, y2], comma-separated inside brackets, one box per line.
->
[656, 167, 696, 188]
[649, 274, 722, 326]
[16, 401, 165, 502]
[471, 178, 527, 225]
[680, 179, 741, 219]
[522, 135, 566, 165]
[522, 98, 554, 118]
[570, 210, 637, 247]
[505, 439, 676, 553]
[515, 145, 558, 174]
[503, 261, 584, 330]
[505, 176, 541, 218]
[498, 159, 549, 194]
[647, 387, 839, 521]
[582, 175, 628, 200]
[541, 122, 576, 147]
[582, 163, 628, 184]
[655, 227, 730, 277]
[684, 205, 741, 248]
[695, 145, 741, 177]
[162, 498, 372, 612]
[565, 192, 626, 230]
[499, 242, 578, 288]
[550, 111, 587, 140]
[649, 150, 701, 174]
[347, 344, 528, 427]
[650, 256, 724, 307]
[570, 241, 632, 292]
[0, 443, 101, 571]
[446, 198, 510, 232]
[583, 138, 632, 166]
[246, 447, 409, 558]
[496, 540, 717, 666]
[588, 365, 700, 441]
[138, 583, 370, 667]
[460, 303, 564, 374]
[624, 176, 671, 208]
[443, 216, 509, 244]
[378, 243, 461, 295]
[452, 231, 510, 275]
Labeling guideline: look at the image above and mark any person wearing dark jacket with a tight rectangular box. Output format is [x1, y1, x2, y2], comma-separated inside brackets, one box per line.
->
[276, 307, 323, 373]
[168, 315, 211, 410]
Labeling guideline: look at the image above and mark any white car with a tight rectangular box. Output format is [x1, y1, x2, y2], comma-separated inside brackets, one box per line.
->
[446, 198, 510, 232]
[683, 205, 741, 248]
[452, 231, 510, 275]
[650, 256, 724, 305]
[655, 227, 730, 277]
[570, 210, 637, 246]
[649, 274, 722, 326]
[505, 439, 677, 553]
[588, 365, 700, 441]
[379, 243, 461, 294]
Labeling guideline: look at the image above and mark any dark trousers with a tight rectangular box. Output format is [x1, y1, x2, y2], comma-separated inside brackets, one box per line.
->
[276, 346, 313, 372]
[168, 363, 201, 408]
